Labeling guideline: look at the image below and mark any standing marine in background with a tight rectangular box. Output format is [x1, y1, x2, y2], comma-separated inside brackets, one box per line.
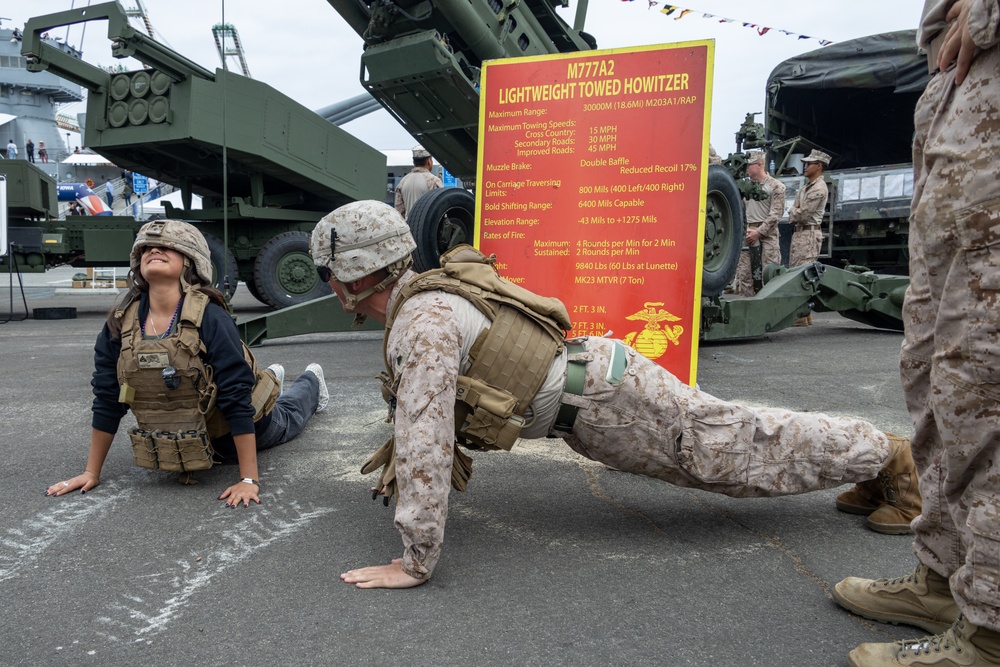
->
[787, 148, 831, 325]
[732, 150, 787, 297]
[394, 145, 443, 219]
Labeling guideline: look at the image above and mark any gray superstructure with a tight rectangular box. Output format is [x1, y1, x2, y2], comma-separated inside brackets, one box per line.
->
[0, 24, 83, 179]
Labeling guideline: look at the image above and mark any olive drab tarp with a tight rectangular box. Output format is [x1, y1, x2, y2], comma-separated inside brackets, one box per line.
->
[766, 30, 931, 169]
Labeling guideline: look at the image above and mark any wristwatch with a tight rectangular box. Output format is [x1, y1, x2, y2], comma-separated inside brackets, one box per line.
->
[239, 477, 259, 487]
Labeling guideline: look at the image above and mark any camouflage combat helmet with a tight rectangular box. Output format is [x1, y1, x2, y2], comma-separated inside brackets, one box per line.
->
[130, 220, 213, 285]
[310, 201, 416, 309]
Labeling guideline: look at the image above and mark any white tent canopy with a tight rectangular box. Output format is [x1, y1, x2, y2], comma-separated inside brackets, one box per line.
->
[0, 113, 15, 128]
[62, 152, 115, 166]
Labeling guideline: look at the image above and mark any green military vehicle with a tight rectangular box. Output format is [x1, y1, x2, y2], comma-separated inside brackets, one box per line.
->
[8, 0, 746, 318]
[764, 30, 930, 273]
[7, 2, 909, 342]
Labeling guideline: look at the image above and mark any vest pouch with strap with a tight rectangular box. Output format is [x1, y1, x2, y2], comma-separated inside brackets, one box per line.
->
[455, 376, 521, 451]
[368, 245, 570, 497]
[204, 342, 281, 438]
[128, 427, 158, 469]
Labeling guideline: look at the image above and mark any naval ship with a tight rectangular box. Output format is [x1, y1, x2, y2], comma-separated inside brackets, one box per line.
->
[0, 21, 84, 181]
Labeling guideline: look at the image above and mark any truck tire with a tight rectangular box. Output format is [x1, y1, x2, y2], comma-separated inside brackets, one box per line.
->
[406, 188, 476, 272]
[244, 275, 264, 303]
[702, 165, 745, 296]
[203, 233, 239, 299]
[253, 231, 332, 309]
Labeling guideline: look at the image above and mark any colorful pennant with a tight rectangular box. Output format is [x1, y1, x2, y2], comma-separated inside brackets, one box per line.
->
[614, 1, 835, 45]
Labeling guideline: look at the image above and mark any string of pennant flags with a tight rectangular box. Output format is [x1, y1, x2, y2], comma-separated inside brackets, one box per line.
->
[622, 1, 834, 46]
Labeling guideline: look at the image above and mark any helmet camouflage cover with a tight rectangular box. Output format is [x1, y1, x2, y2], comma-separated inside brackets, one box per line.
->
[310, 200, 416, 283]
[130, 220, 213, 285]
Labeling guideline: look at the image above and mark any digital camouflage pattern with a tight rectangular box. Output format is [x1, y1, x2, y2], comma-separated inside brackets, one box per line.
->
[130, 220, 213, 285]
[903, 0, 1000, 632]
[788, 178, 829, 267]
[394, 167, 443, 219]
[310, 201, 416, 282]
[733, 174, 787, 296]
[556, 337, 888, 497]
[382, 274, 896, 580]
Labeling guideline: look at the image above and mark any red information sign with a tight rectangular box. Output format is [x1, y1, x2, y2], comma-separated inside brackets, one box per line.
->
[476, 42, 713, 385]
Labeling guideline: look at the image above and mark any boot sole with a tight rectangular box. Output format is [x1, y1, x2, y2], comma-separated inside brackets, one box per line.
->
[867, 520, 914, 535]
[831, 585, 954, 634]
[836, 499, 878, 515]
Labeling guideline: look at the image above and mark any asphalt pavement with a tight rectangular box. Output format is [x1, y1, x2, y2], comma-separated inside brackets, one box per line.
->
[1, 271, 919, 667]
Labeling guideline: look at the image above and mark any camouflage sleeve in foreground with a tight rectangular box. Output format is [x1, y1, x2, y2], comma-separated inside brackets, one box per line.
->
[386, 292, 463, 580]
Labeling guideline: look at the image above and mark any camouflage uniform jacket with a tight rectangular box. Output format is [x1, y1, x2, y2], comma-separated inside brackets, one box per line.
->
[744, 174, 786, 238]
[384, 270, 566, 579]
[787, 177, 828, 227]
[394, 167, 444, 218]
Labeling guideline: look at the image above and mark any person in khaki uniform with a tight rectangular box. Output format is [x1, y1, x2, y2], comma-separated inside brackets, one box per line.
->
[393, 145, 443, 219]
[308, 201, 921, 590]
[831, 1, 1000, 665]
[732, 151, 787, 297]
[787, 149, 830, 325]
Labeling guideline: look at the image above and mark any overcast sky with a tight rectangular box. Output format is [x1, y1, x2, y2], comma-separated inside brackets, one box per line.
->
[9, 1, 925, 157]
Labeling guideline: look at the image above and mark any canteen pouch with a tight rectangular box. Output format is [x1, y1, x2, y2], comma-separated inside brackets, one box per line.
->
[128, 427, 158, 470]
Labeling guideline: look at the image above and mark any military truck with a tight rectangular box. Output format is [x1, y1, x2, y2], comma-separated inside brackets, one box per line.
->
[9, 0, 746, 313]
[761, 30, 930, 273]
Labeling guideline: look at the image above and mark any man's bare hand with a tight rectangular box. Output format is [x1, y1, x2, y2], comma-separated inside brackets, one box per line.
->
[939, 0, 978, 84]
[340, 558, 426, 589]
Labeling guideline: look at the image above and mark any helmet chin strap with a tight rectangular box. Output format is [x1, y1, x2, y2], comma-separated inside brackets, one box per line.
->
[335, 257, 412, 328]
[179, 257, 192, 290]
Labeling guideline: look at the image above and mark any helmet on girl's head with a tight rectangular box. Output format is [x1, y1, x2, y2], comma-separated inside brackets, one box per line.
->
[130, 220, 213, 285]
[310, 200, 416, 283]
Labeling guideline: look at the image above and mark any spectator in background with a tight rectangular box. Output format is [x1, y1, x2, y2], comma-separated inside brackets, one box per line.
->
[26, 139, 35, 163]
[394, 145, 443, 219]
[38, 141, 48, 163]
[123, 178, 134, 207]
[6, 139, 17, 160]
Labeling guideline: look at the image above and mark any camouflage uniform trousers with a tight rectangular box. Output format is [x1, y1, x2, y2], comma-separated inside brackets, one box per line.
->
[788, 227, 822, 268]
[732, 232, 781, 297]
[903, 44, 1000, 632]
[552, 337, 889, 496]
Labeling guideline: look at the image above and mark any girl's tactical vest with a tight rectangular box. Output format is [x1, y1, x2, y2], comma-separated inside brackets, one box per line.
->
[363, 245, 572, 500]
[116, 289, 279, 473]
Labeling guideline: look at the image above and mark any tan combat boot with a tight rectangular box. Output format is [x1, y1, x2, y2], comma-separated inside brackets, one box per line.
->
[848, 615, 1000, 666]
[832, 563, 959, 634]
[836, 433, 922, 534]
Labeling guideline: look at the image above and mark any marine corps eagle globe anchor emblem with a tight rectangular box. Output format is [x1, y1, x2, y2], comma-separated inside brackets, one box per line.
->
[623, 301, 684, 360]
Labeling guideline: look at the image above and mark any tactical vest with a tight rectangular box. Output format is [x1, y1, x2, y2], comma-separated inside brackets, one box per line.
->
[383, 245, 572, 451]
[362, 246, 572, 502]
[116, 289, 280, 473]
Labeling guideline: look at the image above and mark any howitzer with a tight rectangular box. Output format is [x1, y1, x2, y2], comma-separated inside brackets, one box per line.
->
[700, 262, 906, 340]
